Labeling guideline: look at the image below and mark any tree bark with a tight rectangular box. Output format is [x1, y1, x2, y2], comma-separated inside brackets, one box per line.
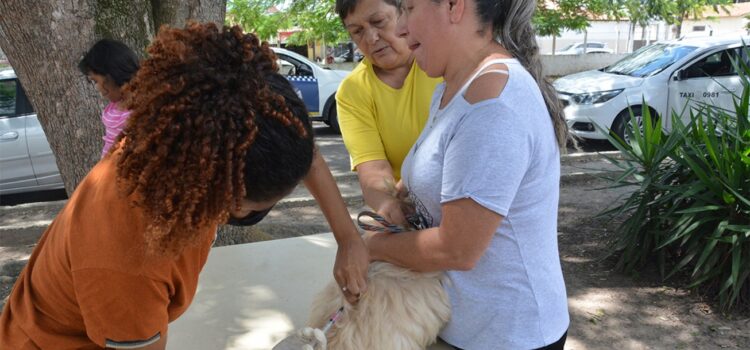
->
[0, 1, 103, 194]
[152, 0, 226, 32]
[0, 0, 225, 195]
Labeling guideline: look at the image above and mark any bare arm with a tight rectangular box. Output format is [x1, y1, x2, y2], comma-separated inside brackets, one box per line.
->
[304, 150, 369, 303]
[356, 160, 408, 226]
[366, 198, 502, 272]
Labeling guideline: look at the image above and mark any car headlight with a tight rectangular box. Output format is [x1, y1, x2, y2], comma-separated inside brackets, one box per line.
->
[571, 89, 623, 105]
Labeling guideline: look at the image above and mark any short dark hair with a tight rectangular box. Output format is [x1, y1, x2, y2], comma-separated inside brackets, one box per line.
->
[335, 0, 400, 22]
[243, 72, 314, 202]
[78, 39, 140, 87]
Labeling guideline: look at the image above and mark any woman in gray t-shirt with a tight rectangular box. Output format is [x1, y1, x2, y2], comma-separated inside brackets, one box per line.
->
[362, 0, 571, 349]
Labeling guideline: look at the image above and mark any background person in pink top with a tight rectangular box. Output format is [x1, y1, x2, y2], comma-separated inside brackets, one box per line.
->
[78, 39, 140, 158]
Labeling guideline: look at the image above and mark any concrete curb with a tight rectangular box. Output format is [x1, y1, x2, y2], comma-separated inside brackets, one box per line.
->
[561, 150, 622, 164]
[0, 199, 67, 212]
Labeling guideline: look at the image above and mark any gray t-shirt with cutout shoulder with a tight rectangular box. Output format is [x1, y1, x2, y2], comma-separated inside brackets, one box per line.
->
[401, 59, 569, 350]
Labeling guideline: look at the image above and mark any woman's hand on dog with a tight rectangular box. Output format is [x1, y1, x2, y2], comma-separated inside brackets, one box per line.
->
[376, 180, 411, 227]
[334, 236, 369, 304]
[376, 197, 409, 227]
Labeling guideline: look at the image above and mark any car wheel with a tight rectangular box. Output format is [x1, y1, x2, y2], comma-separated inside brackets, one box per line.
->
[611, 106, 657, 145]
[328, 104, 340, 133]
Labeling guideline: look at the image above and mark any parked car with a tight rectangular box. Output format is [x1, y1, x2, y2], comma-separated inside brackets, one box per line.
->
[555, 42, 614, 55]
[354, 50, 364, 62]
[0, 69, 64, 195]
[0, 50, 348, 195]
[554, 35, 748, 142]
[272, 47, 349, 131]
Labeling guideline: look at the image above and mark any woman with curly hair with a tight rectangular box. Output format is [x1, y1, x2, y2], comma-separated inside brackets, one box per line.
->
[0, 23, 315, 349]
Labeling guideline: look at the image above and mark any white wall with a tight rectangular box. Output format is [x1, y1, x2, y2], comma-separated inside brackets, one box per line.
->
[682, 17, 748, 38]
[541, 53, 628, 77]
[537, 21, 665, 55]
[536, 15, 749, 56]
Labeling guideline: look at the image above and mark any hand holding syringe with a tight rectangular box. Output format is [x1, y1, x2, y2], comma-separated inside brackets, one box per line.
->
[271, 307, 343, 350]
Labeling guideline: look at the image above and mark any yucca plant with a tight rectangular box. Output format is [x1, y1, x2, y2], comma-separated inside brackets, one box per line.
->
[598, 50, 750, 310]
[597, 105, 685, 275]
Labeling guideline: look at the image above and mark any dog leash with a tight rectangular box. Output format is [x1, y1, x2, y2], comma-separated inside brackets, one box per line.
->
[319, 211, 405, 335]
[357, 210, 428, 233]
[356, 211, 406, 233]
[322, 211, 426, 335]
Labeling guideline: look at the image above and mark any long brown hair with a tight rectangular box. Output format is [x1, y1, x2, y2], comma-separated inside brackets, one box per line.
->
[474, 0, 569, 149]
[116, 23, 314, 255]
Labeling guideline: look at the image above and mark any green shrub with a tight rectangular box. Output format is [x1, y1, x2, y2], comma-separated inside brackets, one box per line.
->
[600, 54, 750, 310]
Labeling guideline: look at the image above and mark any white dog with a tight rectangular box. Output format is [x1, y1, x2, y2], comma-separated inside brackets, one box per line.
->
[306, 259, 450, 349]
[276, 185, 451, 350]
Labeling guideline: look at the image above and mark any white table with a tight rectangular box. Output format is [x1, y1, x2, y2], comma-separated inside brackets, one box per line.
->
[168, 233, 453, 350]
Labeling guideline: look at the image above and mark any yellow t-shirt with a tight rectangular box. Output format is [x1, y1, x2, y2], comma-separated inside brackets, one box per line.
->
[336, 59, 441, 180]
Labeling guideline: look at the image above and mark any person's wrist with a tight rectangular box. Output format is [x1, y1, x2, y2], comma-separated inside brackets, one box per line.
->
[337, 230, 363, 246]
[364, 232, 383, 261]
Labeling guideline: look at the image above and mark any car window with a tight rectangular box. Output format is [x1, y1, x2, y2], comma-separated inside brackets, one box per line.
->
[275, 54, 314, 77]
[604, 43, 698, 77]
[683, 47, 741, 79]
[560, 44, 576, 51]
[742, 45, 750, 67]
[0, 79, 17, 117]
[277, 58, 296, 76]
[588, 43, 604, 48]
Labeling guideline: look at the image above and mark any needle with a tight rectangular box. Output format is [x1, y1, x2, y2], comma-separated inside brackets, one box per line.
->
[321, 307, 344, 333]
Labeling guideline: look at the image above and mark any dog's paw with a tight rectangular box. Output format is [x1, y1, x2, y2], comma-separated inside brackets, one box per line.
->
[300, 327, 327, 350]
[272, 327, 327, 350]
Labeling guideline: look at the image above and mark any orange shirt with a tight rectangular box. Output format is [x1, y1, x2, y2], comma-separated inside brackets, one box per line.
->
[0, 153, 216, 349]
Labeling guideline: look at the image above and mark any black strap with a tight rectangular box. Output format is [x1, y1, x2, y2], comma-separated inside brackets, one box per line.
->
[356, 211, 405, 233]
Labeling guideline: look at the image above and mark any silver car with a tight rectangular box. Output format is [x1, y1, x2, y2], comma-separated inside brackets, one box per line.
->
[555, 42, 615, 55]
[0, 68, 63, 195]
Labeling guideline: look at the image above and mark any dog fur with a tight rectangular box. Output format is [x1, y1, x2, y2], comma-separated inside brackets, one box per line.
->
[307, 261, 450, 350]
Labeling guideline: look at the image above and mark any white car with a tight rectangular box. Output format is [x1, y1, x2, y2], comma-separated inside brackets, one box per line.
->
[0, 69, 63, 195]
[555, 42, 614, 55]
[554, 35, 748, 141]
[271, 47, 349, 131]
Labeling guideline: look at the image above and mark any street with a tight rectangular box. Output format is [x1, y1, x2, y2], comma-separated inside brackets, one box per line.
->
[0, 121, 616, 206]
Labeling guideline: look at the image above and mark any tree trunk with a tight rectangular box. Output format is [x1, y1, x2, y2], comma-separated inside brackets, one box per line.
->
[675, 17, 684, 38]
[151, 0, 226, 33]
[0, 1, 103, 194]
[0, 0, 225, 195]
[552, 36, 557, 55]
[583, 31, 588, 54]
[95, 0, 155, 56]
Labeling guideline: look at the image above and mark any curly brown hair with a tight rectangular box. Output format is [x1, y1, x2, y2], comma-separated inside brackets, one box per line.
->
[116, 22, 314, 255]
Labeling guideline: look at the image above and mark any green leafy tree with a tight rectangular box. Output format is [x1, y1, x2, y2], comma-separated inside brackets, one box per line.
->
[534, 0, 592, 37]
[285, 0, 348, 48]
[226, 0, 289, 41]
[600, 0, 660, 51]
[533, 0, 608, 53]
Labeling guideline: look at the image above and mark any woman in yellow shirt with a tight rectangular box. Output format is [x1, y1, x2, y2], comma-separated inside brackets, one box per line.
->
[335, 0, 442, 231]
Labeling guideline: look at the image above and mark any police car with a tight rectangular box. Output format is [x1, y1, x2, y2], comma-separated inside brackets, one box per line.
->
[272, 47, 349, 132]
[554, 35, 748, 141]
